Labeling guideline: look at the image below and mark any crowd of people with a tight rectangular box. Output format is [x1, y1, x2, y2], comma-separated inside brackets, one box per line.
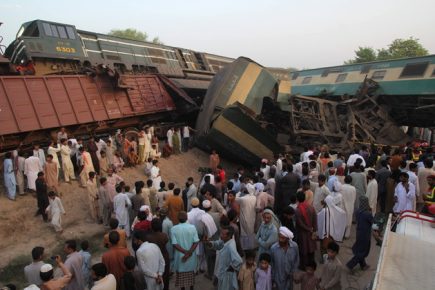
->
[2, 126, 435, 290]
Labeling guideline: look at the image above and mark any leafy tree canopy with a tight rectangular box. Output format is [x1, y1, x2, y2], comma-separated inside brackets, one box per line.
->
[345, 37, 428, 64]
[108, 28, 163, 44]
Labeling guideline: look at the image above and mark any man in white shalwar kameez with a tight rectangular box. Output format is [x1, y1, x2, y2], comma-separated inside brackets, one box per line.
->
[366, 170, 378, 216]
[341, 176, 356, 239]
[188, 198, 206, 272]
[47, 142, 61, 177]
[106, 168, 124, 202]
[4, 152, 16, 200]
[236, 182, 257, 250]
[13, 150, 26, 195]
[60, 139, 76, 183]
[393, 172, 415, 214]
[114, 188, 132, 237]
[317, 195, 347, 243]
[25, 155, 42, 191]
[144, 129, 152, 161]
[151, 160, 162, 190]
[135, 232, 165, 290]
[166, 128, 174, 148]
[33, 144, 46, 169]
[46, 192, 66, 232]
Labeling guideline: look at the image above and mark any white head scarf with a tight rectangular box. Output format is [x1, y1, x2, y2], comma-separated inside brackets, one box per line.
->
[139, 205, 153, 221]
[317, 195, 347, 242]
[279, 226, 294, 240]
[246, 183, 255, 195]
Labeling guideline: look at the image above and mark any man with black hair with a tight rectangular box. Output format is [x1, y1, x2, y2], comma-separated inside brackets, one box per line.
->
[275, 164, 301, 216]
[393, 172, 415, 213]
[39, 256, 72, 289]
[165, 187, 184, 225]
[134, 230, 165, 290]
[120, 256, 145, 290]
[185, 177, 197, 211]
[171, 211, 199, 290]
[145, 219, 170, 290]
[24, 247, 45, 286]
[366, 170, 378, 217]
[64, 239, 85, 290]
[313, 174, 331, 214]
[3, 151, 16, 201]
[91, 263, 116, 290]
[35, 172, 49, 222]
[376, 159, 391, 213]
[207, 226, 242, 290]
[103, 218, 128, 248]
[102, 231, 130, 286]
[319, 242, 342, 290]
[341, 176, 356, 239]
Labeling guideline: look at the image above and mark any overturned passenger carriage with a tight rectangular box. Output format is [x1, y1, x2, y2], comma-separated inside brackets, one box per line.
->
[195, 57, 414, 165]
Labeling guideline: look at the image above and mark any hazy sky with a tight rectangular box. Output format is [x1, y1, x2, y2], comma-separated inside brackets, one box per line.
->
[1, 0, 434, 69]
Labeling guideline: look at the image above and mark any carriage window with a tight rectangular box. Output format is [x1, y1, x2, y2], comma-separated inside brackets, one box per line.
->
[57, 26, 68, 39]
[372, 70, 386, 80]
[336, 73, 347, 83]
[291, 72, 299, 80]
[66, 26, 76, 39]
[50, 25, 59, 37]
[432, 68, 435, 77]
[43, 23, 53, 36]
[321, 70, 329, 77]
[400, 62, 429, 78]
[302, 77, 312, 84]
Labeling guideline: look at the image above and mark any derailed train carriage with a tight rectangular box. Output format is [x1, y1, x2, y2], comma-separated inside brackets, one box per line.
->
[0, 19, 235, 151]
[195, 57, 413, 166]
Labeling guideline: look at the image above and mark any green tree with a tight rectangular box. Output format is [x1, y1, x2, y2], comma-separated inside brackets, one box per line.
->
[108, 28, 163, 44]
[345, 46, 377, 64]
[345, 37, 429, 64]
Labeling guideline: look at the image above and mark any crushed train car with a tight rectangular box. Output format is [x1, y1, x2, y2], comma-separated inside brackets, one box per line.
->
[195, 57, 412, 165]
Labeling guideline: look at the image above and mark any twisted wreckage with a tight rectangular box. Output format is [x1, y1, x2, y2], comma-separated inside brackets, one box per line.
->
[195, 57, 415, 165]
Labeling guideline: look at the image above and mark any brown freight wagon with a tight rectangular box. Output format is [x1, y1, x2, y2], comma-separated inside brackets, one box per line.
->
[0, 74, 196, 151]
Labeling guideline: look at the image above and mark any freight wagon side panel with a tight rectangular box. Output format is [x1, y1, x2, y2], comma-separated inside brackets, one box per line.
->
[0, 79, 20, 134]
[78, 77, 108, 121]
[0, 78, 42, 133]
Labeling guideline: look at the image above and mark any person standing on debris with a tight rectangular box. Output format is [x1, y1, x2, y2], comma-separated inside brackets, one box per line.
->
[3, 152, 16, 201]
[33, 144, 46, 169]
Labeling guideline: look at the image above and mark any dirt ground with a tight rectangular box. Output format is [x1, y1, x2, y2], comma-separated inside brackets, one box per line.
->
[0, 147, 380, 289]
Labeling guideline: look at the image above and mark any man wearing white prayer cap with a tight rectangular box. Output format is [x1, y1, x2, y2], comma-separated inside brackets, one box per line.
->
[39, 256, 72, 289]
[24, 285, 40, 290]
[270, 226, 299, 290]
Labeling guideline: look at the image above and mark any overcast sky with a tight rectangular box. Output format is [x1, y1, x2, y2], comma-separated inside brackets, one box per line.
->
[1, 0, 434, 69]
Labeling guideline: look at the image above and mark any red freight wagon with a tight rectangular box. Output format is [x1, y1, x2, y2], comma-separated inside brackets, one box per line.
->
[0, 74, 196, 151]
